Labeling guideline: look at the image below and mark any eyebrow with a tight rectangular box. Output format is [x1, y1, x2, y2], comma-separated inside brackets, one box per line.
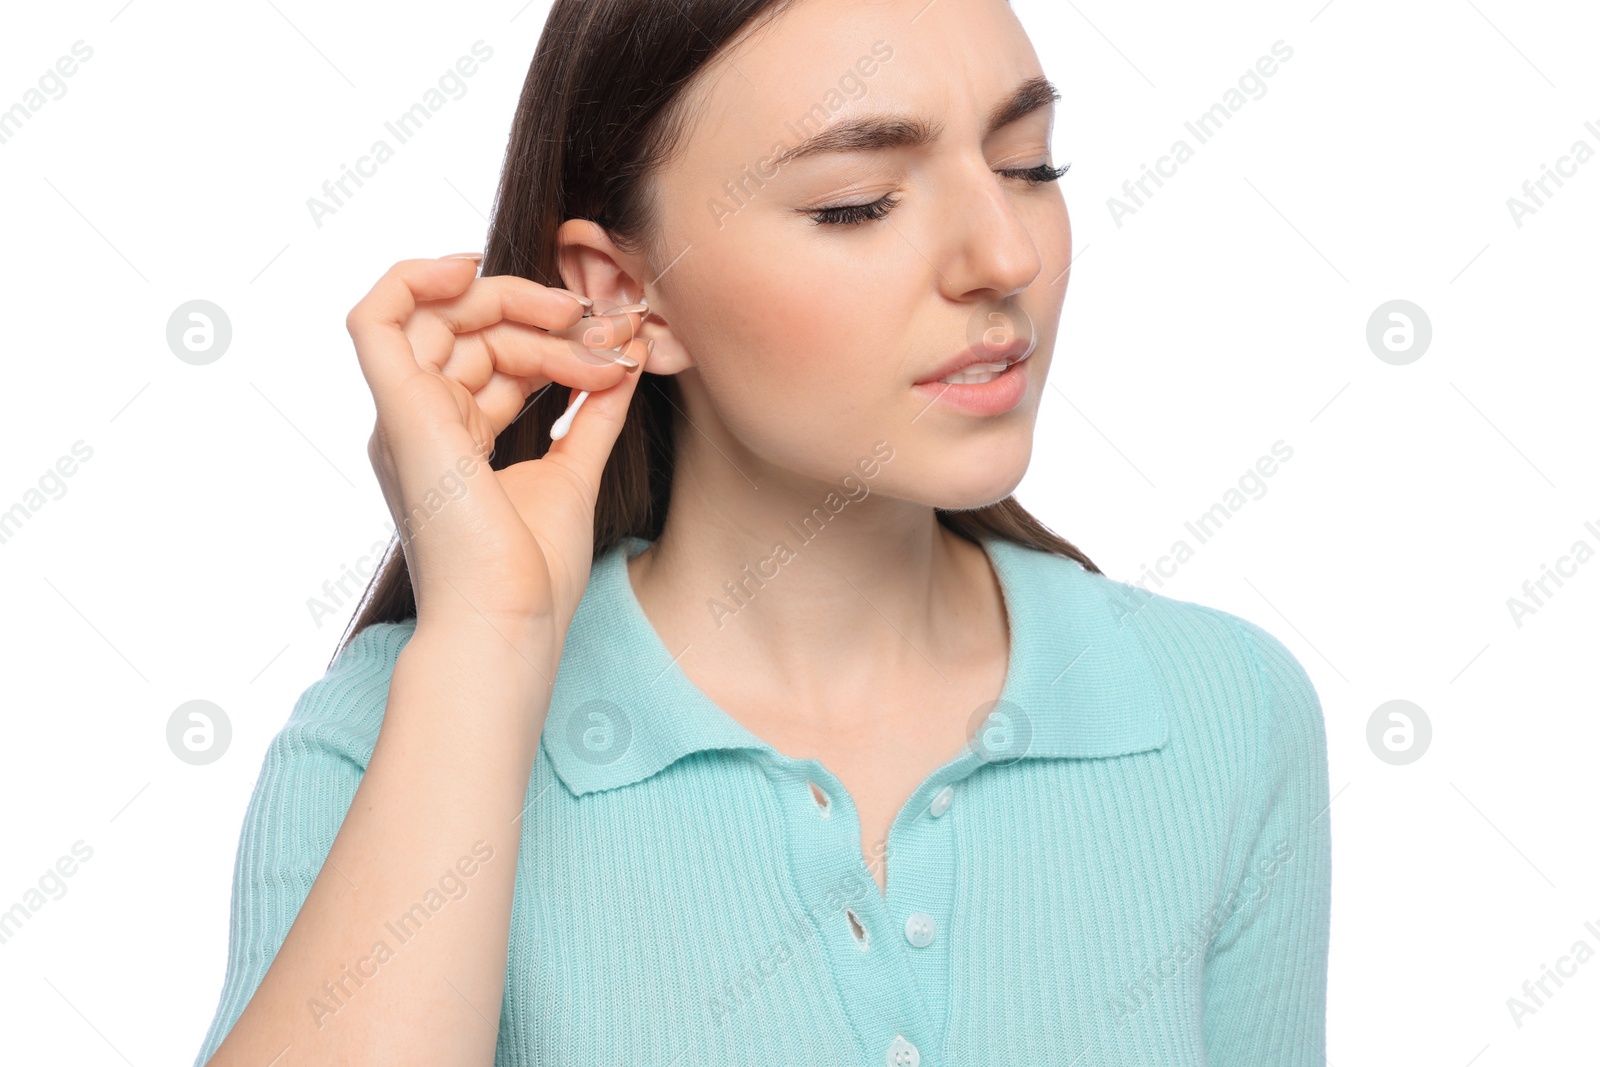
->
[766, 75, 1060, 170]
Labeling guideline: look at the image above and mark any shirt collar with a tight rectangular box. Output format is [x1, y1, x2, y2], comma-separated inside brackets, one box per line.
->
[542, 533, 1172, 797]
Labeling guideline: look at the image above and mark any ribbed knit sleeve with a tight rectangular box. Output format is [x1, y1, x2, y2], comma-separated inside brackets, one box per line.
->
[1199, 613, 1333, 1064]
[191, 621, 417, 1067]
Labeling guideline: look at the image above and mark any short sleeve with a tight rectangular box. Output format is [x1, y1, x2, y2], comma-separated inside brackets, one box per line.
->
[191, 620, 417, 1067]
[1201, 615, 1333, 1065]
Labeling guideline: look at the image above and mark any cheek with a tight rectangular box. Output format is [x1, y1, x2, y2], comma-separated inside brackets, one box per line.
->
[696, 263, 888, 418]
[699, 321, 878, 434]
[1042, 200, 1073, 285]
[691, 309, 902, 476]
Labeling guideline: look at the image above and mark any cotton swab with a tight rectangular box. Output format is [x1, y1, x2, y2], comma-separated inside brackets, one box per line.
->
[549, 389, 589, 441]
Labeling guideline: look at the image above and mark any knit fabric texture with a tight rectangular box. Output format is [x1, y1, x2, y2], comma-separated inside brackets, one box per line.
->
[192, 532, 1332, 1066]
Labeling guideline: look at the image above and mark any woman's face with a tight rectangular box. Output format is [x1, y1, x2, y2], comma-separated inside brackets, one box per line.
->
[638, 0, 1069, 510]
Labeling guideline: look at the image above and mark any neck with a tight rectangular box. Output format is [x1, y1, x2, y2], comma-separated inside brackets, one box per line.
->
[625, 455, 1004, 719]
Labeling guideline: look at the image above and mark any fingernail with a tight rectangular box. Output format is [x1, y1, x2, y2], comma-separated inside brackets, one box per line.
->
[598, 302, 648, 318]
[443, 251, 484, 262]
[609, 349, 640, 369]
[549, 287, 594, 309]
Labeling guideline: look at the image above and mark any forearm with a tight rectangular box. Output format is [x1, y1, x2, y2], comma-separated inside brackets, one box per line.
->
[206, 615, 558, 1067]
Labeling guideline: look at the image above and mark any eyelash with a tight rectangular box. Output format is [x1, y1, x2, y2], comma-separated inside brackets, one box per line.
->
[806, 161, 1071, 227]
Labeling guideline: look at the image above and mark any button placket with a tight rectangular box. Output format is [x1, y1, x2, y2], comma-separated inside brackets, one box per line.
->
[882, 770, 972, 1060]
[770, 759, 939, 1066]
[893, 781, 955, 952]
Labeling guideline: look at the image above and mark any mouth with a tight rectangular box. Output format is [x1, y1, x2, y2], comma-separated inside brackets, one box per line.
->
[915, 336, 1035, 385]
[934, 358, 1021, 385]
[912, 351, 1032, 416]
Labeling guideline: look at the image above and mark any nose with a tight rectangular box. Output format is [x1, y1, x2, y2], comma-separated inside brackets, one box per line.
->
[937, 155, 1047, 303]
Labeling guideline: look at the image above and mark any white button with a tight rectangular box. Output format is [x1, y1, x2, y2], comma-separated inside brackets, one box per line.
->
[886, 1034, 920, 1066]
[929, 785, 954, 817]
[904, 912, 936, 948]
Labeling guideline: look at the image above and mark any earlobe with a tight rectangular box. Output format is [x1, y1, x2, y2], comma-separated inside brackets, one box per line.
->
[632, 329, 694, 375]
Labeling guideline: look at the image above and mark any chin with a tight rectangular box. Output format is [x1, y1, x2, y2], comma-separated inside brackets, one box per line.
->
[909, 436, 1034, 510]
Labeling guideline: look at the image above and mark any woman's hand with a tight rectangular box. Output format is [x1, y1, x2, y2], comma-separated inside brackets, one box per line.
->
[346, 253, 649, 638]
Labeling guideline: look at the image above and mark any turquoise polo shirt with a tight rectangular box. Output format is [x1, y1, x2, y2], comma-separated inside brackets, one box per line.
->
[193, 532, 1331, 1066]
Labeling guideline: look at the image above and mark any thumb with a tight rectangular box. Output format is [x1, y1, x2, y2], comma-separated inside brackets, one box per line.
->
[543, 335, 653, 480]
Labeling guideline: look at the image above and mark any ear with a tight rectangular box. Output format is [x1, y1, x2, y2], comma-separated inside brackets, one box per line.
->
[554, 218, 694, 374]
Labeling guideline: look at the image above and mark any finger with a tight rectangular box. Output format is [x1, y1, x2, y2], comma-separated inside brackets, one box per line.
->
[423, 325, 644, 465]
[346, 256, 486, 402]
[470, 371, 563, 442]
[465, 309, 652, 439]
[435, 323, 639, 441]
[442, 310, 644, 394]
[543, 335, 653, 479]
[410, 276, 593, 374]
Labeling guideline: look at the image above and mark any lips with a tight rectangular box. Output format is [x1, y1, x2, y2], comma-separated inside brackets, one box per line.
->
[915, 337, 1035, 385]
[910, 352, 1030, 416]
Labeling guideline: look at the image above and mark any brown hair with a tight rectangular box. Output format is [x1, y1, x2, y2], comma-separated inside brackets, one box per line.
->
[332, 0, 1098, 667]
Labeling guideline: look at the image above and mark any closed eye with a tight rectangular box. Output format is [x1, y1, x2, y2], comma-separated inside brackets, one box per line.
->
[804, 161, 1070, 227]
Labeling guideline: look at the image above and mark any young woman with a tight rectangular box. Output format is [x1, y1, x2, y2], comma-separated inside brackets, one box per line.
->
[194, 1, 1331, 1064]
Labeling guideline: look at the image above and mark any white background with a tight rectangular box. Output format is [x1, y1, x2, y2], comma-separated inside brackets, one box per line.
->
[1, 0, 1595, 1063]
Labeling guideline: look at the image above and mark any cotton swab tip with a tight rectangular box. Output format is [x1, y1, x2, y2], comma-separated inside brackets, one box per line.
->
[549, 389, 590, 441]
